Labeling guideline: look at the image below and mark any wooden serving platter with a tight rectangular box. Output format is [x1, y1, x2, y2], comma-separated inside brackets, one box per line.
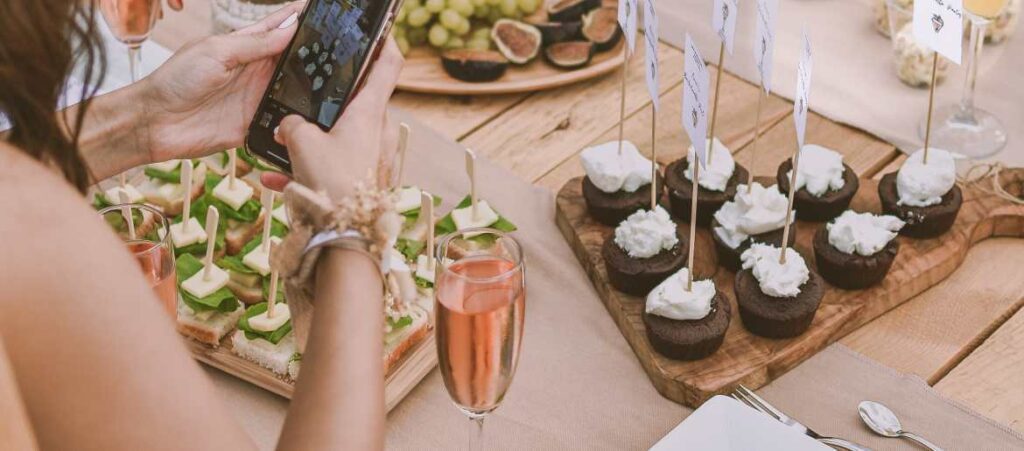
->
[555, 170, 1024, 408]
[186, 330, 437, 412]
[397, 40, 626, 95]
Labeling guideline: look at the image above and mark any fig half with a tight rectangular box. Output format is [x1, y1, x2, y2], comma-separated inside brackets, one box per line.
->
[544, 41, 594, 69]
[491, 19, 543, 64]
[441, 49, 509, 82]
[532, 21, 583, 45]
[547, 0, 601, 22]
[582, 7, 621, 52]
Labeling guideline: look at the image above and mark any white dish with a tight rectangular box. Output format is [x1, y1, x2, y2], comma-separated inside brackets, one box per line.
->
[650, 395, 831, 451]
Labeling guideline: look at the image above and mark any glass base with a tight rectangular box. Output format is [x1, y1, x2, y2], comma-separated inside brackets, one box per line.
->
[919, 104, 1007, 159]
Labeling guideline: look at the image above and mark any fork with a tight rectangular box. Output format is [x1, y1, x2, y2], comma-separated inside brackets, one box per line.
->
[731, 385, 873, 451]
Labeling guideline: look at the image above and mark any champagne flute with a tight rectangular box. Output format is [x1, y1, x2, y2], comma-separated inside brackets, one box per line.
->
[921, 0, 1009, 159]
[435, 228, 526, 450]
[99, 202, 178, 317]
[98, 0, 161, 83]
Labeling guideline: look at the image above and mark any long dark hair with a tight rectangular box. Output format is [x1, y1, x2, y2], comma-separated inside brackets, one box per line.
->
[0, 0, 105, 192]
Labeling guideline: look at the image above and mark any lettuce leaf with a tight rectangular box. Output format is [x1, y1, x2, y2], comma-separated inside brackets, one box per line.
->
[434, 195, 517, 242]
[237, 302, 292, 345]
[384, 315, 414, 344]
[201, 173, 261, 223]
[93, 192, 113, 210]
[415, 276, 433, 289]
[144, 166, 181, 183]
[236, 147, 279, 172]
[395, 238, 425, 262]
[176, 253, 239, 313]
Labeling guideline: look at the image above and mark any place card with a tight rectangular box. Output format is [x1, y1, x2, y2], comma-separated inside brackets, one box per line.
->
[913, 0, 963, 64]
[619, 0, 639, 54]
[712, 0, 738, 55]
[644, 0, 660, 109]
[682, 34, 710, 168]
[753, 0, 778, 94]
[793, 28, 812, 149]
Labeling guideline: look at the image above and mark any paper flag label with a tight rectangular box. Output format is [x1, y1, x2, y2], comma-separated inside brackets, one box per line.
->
[712, 0, 738, 55]
[644, 0, 660, 109]
[619, 0, 639, 54]
[793, 29, 813, 149]
[753, 0, 778, 94]
[913, 0, 963, 64]
[682, 34, 710, 168]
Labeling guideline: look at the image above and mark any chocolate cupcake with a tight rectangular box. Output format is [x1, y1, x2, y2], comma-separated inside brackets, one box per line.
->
[734, 244, 823, 339]
[664, 138, 749, 226]
[776, 145, 859, 222]
[583, 173, 664, 226]
[644, 273, 731, 361]
[813, 211, 904, 289]
[710, 182, 795, 272]
[711, 218, 795, 272]
[878, 148, 962, 238]
[602, 207, 687, 296]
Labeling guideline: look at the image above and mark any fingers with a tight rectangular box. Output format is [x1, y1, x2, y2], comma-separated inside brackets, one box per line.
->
[331, 38, 404, 136]
[260, 172, 292, 192]
[168, 0, 184, 11]
[275, 115, 323, 154]
[235, 2, 305, 35]
[214, 25, 294, 67]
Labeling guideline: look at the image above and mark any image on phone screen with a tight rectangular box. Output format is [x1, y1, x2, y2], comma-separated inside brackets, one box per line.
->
[268, 0, 388, 129]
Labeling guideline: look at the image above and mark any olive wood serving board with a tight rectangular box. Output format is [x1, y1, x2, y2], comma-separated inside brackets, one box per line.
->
[555, 170, 1024, 407]
[397, 40, 625, 95]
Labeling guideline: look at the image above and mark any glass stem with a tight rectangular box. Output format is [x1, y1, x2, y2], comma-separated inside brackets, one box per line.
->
[128, 45, 143, 83]
[468, 416, 485, 451]
[959, 17, 987, 121]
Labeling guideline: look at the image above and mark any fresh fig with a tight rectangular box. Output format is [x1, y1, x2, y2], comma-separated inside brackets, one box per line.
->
[582, 6, 621, 52]
[547, 0, 601, 22]
[544, 41, 594, 69]
[441, 49, 509, 82]
[532, 21, 583, 45]
[491, 19, 543, 64]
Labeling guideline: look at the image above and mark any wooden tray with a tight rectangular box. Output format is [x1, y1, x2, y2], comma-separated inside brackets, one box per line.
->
[396, 40, 625, 95]
[555, 170, 1024, 408]
[187, 329, 437, 412]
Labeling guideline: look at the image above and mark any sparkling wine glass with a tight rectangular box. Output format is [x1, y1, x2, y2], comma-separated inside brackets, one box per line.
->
[98, 0, 161, 83]
[920, 0, 1010, 159]
[434, 228, 526, 451]
[99, 202, 178, 318]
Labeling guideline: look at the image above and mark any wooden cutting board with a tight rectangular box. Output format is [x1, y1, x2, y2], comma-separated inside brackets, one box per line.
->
[555, 169, 1024, 408]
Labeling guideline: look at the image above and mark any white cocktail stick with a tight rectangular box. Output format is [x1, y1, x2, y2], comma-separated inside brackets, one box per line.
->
[651, 107, 658, 211]
[202, 206, 219, 281]
[421, 191, 435, 271]
[118, 189, 136, 240]
[228, 148, 238, 189]
[118, 172, 127, 188]
[465, 148, 479, 220]
[395, 123, 410, 189]
[260, 189, 275, 253]
[181, 160, 194, 232]
[779, 142, 801, 264]
[267, 273, 280, 319]
[617, 49, 630, 156]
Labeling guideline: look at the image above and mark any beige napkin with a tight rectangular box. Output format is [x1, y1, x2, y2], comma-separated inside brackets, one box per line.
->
[204, 111, 1023, 450]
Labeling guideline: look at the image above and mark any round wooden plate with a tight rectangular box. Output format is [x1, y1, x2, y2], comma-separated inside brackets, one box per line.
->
[397, 39, 626, 95]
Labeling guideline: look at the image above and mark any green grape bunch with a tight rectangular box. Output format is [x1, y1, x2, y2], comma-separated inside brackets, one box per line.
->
[391, 0, 542, 54]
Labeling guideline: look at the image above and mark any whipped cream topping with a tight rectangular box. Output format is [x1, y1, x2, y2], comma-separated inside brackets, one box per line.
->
[787, 144, 846, 197]
[684, 138, 736, 192]
[645, 268, 714, 321]
[713, 183, 793, 249]
[580, 140, 654, 193]
[740, 243, 810, 298]
[614, 206, 679, 259]
[828, 210, 905, 256]
[897, 148, 957, 207]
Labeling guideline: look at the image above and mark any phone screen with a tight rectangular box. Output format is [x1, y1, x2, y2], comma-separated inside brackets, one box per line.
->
[267, 0, 389, 128]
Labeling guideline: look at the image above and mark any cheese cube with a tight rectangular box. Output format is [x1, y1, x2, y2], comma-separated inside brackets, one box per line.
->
[394, 186, 422, 213]
[451, 200, 500, 237]
[212, 177, 254, 210]
[383, 248, 411, 274]
[182, 264, 230, 299]
[104, 184, 144, 204]
[415, 254, 435, 284]
[249, 304, 291, 332]
[148, 159, 181, 172]
[168, 217, 207, 248]
[242, 236, 283, 276]
[272, 204, 290, 227]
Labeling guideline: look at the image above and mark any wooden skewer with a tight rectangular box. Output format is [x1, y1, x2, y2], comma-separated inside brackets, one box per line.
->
[228, 148, 238, 189]
[923, 53, 938, 165]
[686, 141, 708, 291]
[421, 191, 435, 271]
[748, 87, 765, 192]
[180, 160, 194, 232]
[617, 49, 630, 156]
[260, 189, 274, 253]
[706, 42, 726, 166]
[650, 106, 658, 211]
[202, 206, 219, 281]
[465, 148, 479, 220]
[779, 141, 801, 264]
[395, 123, 410, 189]
[118, 189, 136, 240]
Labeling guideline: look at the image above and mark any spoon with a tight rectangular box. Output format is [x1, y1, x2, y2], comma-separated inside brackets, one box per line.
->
[858, 401, 943, 450]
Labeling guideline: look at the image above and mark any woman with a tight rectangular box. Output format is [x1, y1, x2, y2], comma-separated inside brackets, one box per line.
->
[0, 1, 401, 449]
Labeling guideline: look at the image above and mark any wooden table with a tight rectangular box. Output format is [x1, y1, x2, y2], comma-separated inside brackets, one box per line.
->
[153, 1, 1024, 434]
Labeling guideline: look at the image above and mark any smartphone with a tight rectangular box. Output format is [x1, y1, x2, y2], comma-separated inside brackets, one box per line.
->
[245, 0, 403, 173]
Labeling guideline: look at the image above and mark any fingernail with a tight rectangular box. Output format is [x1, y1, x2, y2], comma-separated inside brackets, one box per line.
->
[278, 12, 298, 29]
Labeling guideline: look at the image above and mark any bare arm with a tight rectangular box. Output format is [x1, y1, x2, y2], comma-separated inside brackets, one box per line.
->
[66, 82, 154, 182]
[0, 335, 38, 451]
[278, 250, 386, 450]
